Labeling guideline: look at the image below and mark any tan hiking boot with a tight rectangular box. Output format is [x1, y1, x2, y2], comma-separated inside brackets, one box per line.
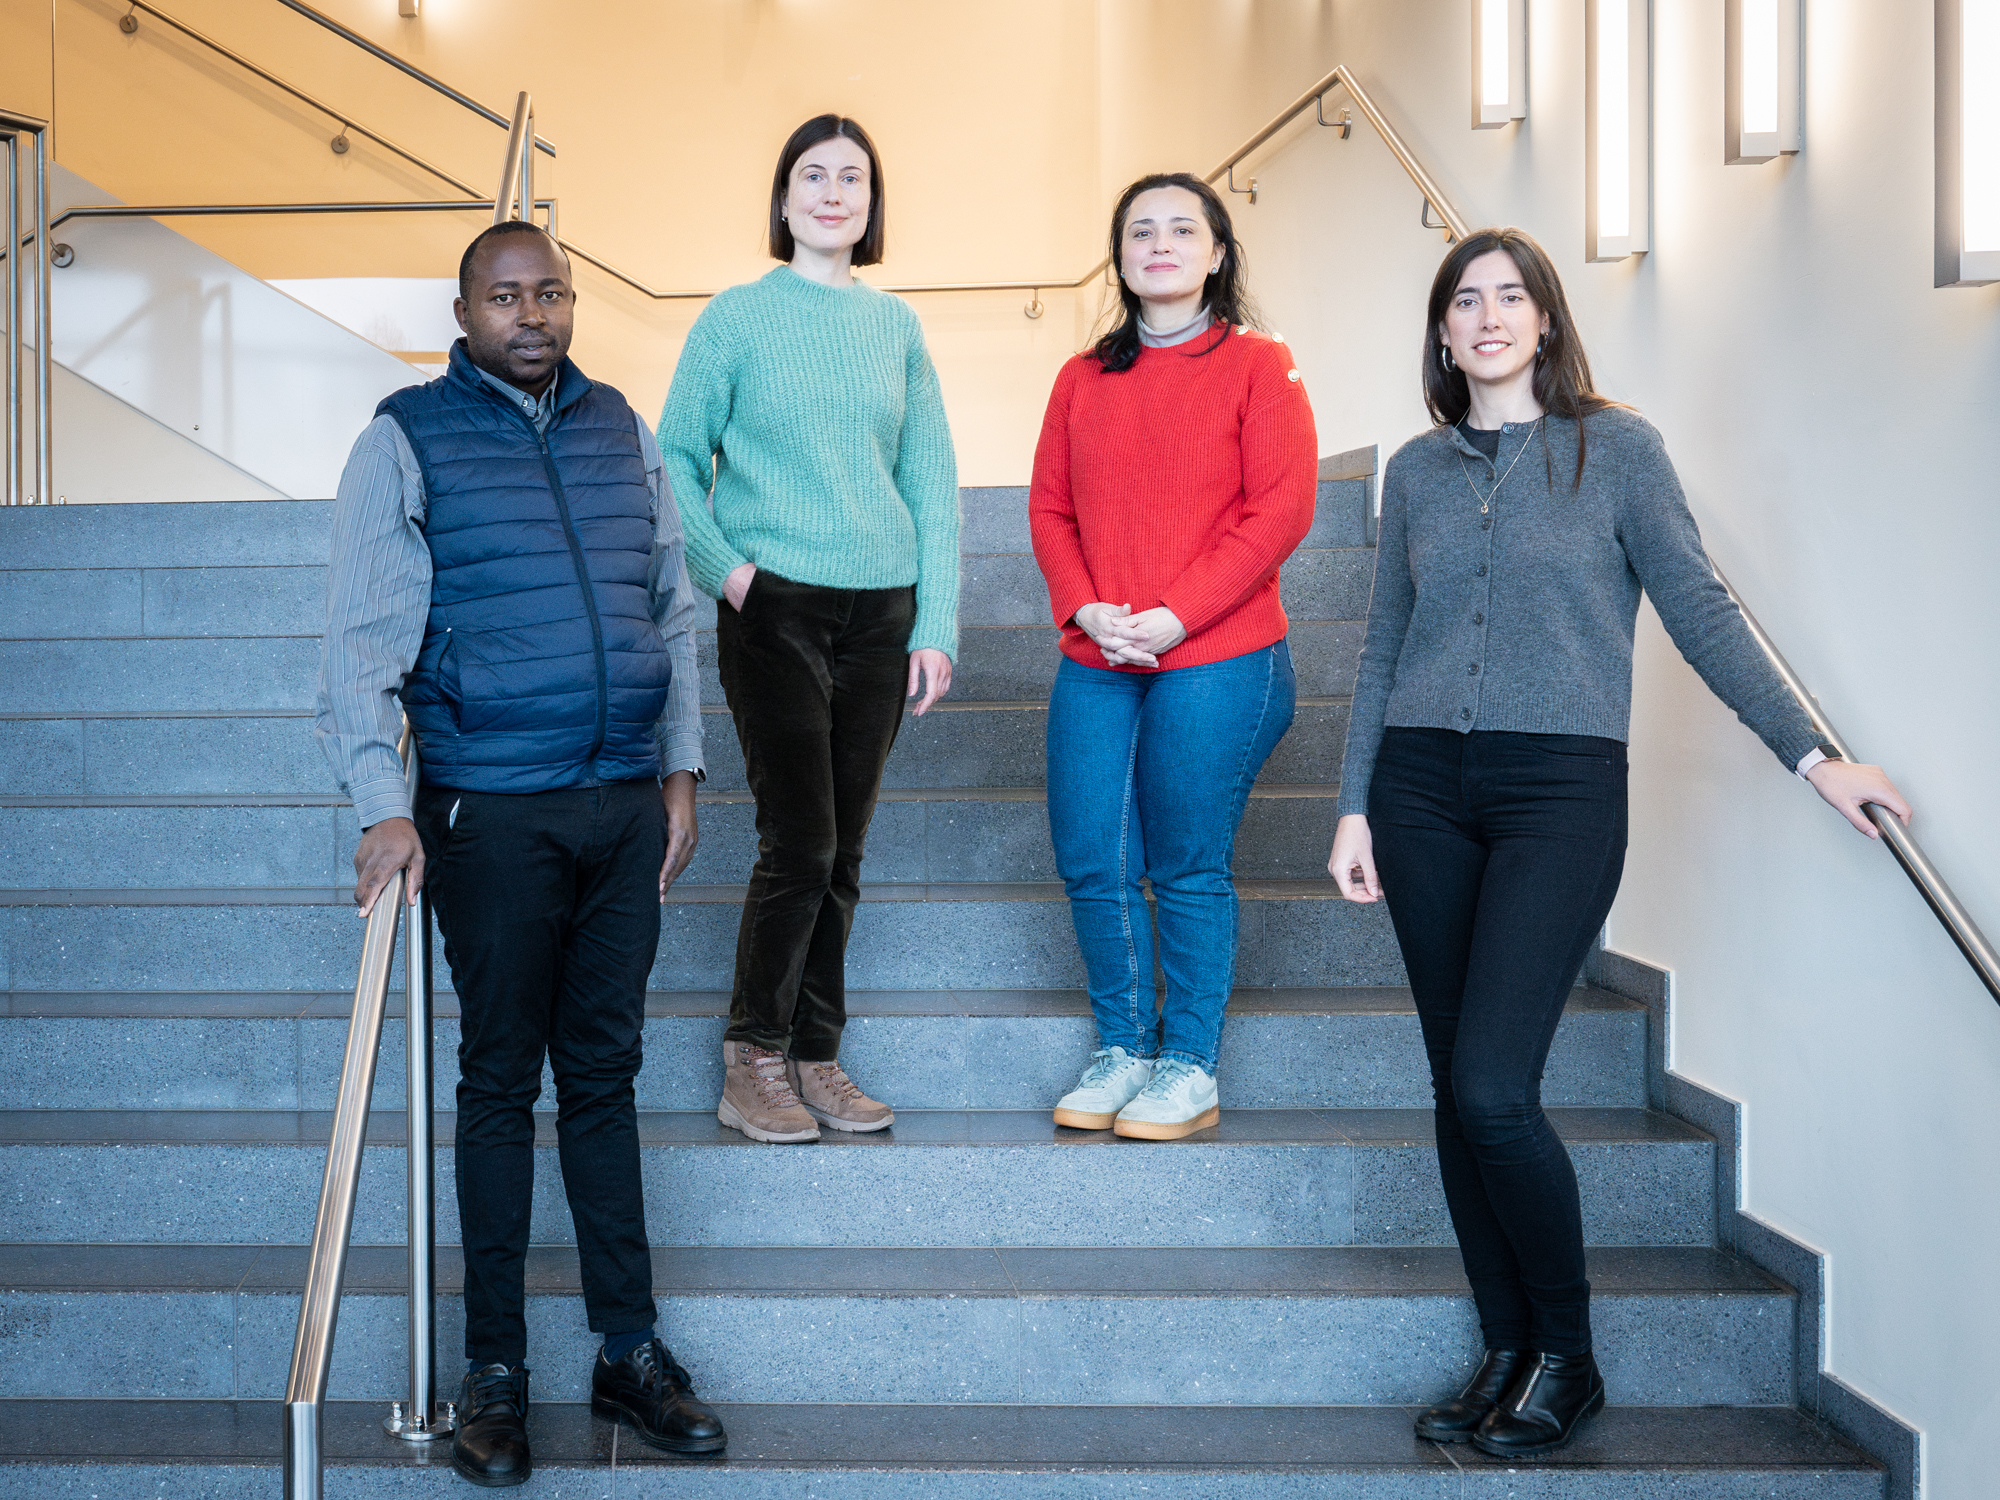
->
[717, 1041, 820, 1144]
[787, 1058, 895, 1133]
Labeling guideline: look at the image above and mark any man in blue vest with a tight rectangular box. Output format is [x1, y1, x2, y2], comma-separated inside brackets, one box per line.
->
[315, 220, 723, 1486]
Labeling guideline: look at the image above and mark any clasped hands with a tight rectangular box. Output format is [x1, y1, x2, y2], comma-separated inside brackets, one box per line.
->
[1073, 601, 1186, 668]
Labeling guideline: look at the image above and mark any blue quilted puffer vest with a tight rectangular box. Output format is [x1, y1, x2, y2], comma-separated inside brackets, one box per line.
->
[381, 342, 671, 795]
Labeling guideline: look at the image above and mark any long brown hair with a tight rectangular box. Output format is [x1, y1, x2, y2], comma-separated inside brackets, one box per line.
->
[1089, 173, 1259, 374]
[1421, 227, 1621, 487]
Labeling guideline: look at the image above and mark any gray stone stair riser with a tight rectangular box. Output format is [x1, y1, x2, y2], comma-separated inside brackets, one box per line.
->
[0, 1462, 1892, 1500]
[0, 1287, 1790, 1407]
[702, 703, 1348, 793]
[0, 791, 1351, 889]
[0, 1007, 1645, 1112]
[0, 544, 1365, 646]
[0, 486, 1369, 576]
[0, 889, 1408, 991]
[933, 620, 1362, 705]
[0, 1130, 1715, 1247]
[958, 481, 1370, 557]
[0, 702, 1347, 798]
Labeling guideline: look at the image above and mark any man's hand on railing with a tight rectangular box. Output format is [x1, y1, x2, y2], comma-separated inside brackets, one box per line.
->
[354, 816, 425, 917]
[1806, 759, 1913, 839]
[660, 770, 699, 902]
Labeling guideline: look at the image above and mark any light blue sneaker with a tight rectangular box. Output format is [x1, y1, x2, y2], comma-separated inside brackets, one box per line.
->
[1052, 1047, 1154, 1130]
[1113, 1057, 1220, 1139]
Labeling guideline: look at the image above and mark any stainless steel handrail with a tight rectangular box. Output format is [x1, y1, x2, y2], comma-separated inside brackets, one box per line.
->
[1712, 559, 2000, 1006]
[119, 0, 487, 199]
[283, 724, 451, 1500]
[272, 0, 556, 157]
[555, 64, 1470, 309]
[44, 199, 553, 230]
[1, 106, 50, 507]
[493, 92, 534, 227]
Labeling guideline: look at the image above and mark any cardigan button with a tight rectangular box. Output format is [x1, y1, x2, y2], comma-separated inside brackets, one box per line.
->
[1468, 663, 1480, 675]
[1461, 708, 1473, 720]
[1474, 562, 1488, 576]
[1474, 611, 1484, 625]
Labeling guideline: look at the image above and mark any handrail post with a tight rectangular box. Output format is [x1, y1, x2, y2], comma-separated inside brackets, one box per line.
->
[32, 121, 50, 505]
[494, 93, 530, 225]
[282, 865, 403, 1498]
[6, 131, 19, 507]
[384, 743, 454, 1442]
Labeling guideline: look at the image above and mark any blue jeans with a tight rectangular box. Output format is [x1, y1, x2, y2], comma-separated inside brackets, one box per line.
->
[1045, 641, 1296, 1071]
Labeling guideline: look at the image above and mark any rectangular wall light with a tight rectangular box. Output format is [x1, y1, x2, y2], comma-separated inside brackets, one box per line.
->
[1939, 0, 2000, 285]
[1472, 0, 1527, 128]
[1586, 0, 1652, 261]
[1725, 0, 1802, 163]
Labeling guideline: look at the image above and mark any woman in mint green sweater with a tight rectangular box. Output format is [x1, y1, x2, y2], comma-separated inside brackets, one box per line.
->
[656, 114, 960, 1146]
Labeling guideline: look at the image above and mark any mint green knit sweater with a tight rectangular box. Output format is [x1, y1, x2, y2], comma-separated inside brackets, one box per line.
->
[656, 266, 961, 657]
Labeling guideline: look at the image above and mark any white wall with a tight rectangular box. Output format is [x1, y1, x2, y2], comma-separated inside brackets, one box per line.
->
[1233, 3, 2000, 1493]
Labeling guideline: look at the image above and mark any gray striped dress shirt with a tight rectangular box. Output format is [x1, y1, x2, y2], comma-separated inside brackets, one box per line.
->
[314, 376, 705, 830]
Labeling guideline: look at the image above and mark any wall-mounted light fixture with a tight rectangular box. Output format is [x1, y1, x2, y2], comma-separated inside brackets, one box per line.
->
[399, 0, 419, 17]
[1724, 0, 1801, 163]
[1938, 0, 2000, 286]
[1586, 0, 1651, 261]
[1472, 0, 1527, 128]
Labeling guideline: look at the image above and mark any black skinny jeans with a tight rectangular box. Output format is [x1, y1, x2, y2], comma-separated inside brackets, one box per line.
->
[716, 571, 916, 1061]
[1368, 727, 1627, 1356]
[414, 778, 664, 1365]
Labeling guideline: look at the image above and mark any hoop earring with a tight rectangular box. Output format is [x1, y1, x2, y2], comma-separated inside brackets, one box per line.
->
[1536, 335, 1546, 359]
[1441, 346, 1456, 372]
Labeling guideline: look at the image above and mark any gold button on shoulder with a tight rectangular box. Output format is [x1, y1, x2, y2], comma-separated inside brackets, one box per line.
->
[1287, 368, 1301, 382]
[1237, 324, 1251, 335]
[1272, 332, 1286, 343]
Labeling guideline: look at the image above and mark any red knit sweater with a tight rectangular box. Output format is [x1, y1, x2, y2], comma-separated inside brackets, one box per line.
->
[1029, 323, 1318, 673]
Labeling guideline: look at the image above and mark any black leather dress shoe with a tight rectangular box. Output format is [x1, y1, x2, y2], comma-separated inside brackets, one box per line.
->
[451, 1363, 531, 1488]
[591, 1339, 727, 1453]
[1472, 1351, 1605, 1458]
[1414, 1348, 1531, 1442]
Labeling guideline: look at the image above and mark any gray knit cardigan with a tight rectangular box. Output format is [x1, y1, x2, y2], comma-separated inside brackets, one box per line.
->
[1335, 407, 1819, 817]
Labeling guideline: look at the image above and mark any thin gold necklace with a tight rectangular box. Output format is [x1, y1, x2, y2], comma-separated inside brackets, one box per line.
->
[1453, 417, 1544, 515]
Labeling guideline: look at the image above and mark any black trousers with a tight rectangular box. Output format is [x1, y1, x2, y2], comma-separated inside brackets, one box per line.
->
[1367, 727, 1628, 1356]
[716, 571, 915, 1061]
[414, 777, 663, 1365]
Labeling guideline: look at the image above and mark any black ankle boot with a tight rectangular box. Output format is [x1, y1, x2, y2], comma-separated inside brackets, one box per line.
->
[1414, 1348, 1531, 1442]
[591, 1338, 727, 1453]
[1472, 1351, 1605, 1458]
[451, 1363, 531, 1488]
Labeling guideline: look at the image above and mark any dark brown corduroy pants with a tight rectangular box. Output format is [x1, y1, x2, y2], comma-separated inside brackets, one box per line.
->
[715, 570, 915, 1061]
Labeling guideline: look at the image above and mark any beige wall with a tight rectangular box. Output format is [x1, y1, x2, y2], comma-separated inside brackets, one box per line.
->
[39, 0, 1143, 483]
[1229, 4, 2000, 1495]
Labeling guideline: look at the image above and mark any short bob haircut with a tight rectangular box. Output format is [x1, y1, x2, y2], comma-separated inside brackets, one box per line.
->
[768, 115, 886, 268]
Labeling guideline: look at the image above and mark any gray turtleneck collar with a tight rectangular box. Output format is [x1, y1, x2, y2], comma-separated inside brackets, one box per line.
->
[1138, 306, 1215, 349]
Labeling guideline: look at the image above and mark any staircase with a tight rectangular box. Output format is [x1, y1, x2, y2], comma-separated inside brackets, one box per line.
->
[0, 483, 1886, 1495]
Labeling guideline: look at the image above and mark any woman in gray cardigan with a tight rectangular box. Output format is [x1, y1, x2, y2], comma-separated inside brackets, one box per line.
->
[1326, 227, 1907, 1459]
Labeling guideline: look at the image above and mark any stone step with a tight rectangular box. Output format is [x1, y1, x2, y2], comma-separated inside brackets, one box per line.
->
[0, 700, 1350, 797]
[0, 880, 1405, 991]
[0, 784, 1351, 889]
[0, 1107, 1715, 1248]
[0, 988, 1646, 1112]
[0, 1243, 1791, 1406]
[0, 1398, 1887, 1499]
[0, 483, 1368, 578]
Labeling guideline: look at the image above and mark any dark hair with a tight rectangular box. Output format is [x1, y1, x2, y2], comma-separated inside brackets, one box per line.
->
[457, 219, 565, 304]
[1088, 173, 1258, 374]
[768, 115, 886, 268]
[1421, 226, 1623, 486]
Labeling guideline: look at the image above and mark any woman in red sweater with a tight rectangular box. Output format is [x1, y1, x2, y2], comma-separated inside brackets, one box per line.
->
[1030, 172, 1318, 1140]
